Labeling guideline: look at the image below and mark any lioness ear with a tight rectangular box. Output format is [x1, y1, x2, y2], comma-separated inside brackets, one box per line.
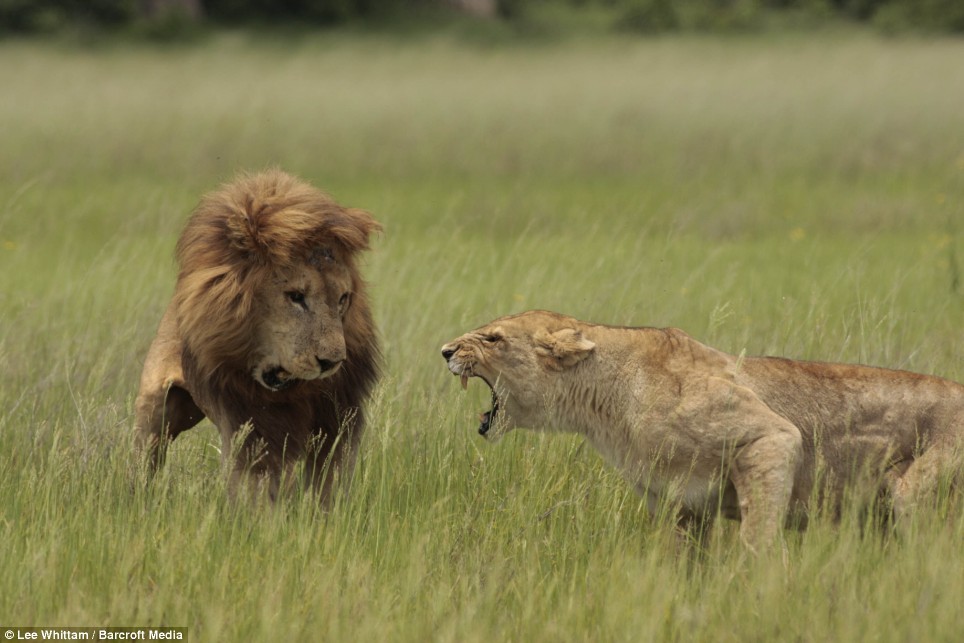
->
[534, 328, 596, 370]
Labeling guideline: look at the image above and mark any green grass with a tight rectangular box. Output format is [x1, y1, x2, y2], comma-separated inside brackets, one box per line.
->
[1, 30, 963, 641]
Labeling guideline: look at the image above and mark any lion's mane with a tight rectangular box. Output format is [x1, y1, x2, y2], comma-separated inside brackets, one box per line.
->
[174, 169, 378, 379]
[173, 169, 381, 463]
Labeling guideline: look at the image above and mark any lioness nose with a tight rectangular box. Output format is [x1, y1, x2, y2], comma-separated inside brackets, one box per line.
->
[441, 347, 456, 361]
[317, 358, 343, 373]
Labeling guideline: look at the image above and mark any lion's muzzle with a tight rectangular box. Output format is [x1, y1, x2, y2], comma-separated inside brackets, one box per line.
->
[258, 357, 343, 391]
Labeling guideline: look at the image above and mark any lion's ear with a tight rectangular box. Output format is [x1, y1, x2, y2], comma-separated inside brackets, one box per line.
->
[324, 207, 383, 252]
[534, 328, 595, 371]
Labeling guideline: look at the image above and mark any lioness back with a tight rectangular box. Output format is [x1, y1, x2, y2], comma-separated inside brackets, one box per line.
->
[742, 356, 964, 448]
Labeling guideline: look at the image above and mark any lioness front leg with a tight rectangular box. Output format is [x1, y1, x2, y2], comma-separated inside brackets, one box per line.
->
[699, 379, 803, 553]
[729, 426, 802, 553]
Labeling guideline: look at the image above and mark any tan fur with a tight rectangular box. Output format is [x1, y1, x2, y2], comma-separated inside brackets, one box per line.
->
[442, 310, 964, 552]
[135, 170, 381, 503]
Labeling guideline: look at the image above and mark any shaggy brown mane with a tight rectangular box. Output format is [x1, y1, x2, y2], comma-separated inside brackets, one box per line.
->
[135, 169, 382, 502]
[174, 170, 380, 383]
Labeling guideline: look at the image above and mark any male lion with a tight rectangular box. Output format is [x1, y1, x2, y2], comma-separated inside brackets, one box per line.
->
[441, 310, 963, 551]
[135, 170, 381, 502]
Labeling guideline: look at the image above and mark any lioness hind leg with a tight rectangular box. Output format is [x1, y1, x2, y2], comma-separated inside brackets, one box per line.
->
[890, 438, 963, 526]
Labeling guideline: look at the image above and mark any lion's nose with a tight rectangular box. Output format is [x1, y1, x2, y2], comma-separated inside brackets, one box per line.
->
[441, 346, 456, 361]
[317, 358, 344, 373]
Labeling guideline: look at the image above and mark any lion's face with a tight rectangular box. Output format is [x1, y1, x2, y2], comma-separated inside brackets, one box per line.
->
[249, 249, 354, 391]
[172, 170, 381, 391]
[441, 311, 595, 440]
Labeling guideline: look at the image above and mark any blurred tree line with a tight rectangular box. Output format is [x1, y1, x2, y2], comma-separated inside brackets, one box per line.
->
[616, 0, 964, 33]
[1, 0, 961, 34]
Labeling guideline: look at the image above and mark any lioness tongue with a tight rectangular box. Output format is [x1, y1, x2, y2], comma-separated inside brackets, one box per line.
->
[460, 373, 468, 390]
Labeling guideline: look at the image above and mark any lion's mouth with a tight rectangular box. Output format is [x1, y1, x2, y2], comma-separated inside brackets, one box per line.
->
[261, 366, 296, 391]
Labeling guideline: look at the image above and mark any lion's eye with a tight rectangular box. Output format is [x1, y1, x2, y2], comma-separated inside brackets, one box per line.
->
[339, 292, 351, 310]
[482, 334, 502, 344]
[286, 290, 307, 307]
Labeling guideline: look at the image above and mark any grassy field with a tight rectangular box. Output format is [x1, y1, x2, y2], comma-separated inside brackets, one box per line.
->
[1, 29, 962, 641]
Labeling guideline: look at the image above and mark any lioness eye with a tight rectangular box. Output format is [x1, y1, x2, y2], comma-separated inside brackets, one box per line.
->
[482, 334, 501, 343]
[286, 291, 306, 306]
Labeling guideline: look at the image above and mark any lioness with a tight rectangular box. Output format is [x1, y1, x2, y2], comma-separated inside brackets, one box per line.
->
[441, 310, 963, 551]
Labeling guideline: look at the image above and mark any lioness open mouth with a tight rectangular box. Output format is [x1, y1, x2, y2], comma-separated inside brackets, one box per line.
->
[453, 371, 500, 436]
[478, 379, 500, 436]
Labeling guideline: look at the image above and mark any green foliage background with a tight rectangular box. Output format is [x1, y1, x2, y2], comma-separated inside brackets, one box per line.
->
[2, 0, 964, 34]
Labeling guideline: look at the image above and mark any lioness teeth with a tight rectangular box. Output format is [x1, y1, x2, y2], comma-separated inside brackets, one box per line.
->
[460, 373, 468, 390]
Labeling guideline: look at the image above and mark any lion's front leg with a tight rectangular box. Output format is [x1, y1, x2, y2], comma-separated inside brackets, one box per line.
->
[229, 447, 287, 503]
[305, 407, 365, 508]
[135, 383, 205, 473]
[134, 305, 205, 474]
[218, 420, 289, 503]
